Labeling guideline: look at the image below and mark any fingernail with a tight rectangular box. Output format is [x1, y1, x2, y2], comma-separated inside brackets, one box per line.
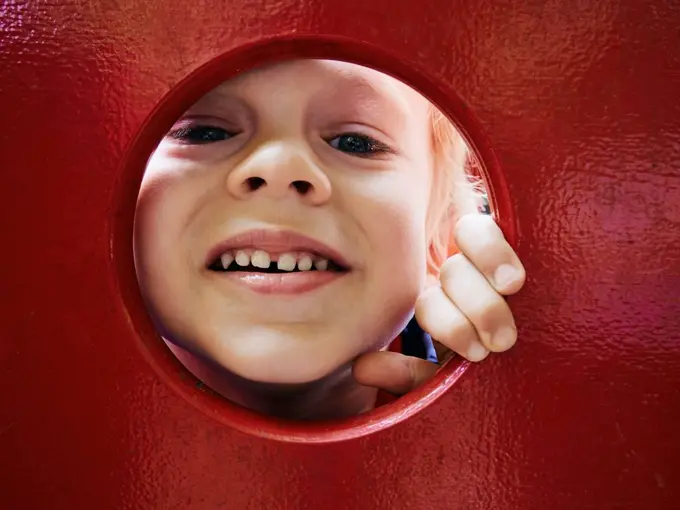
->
[494, 264, 518, 289]
[466, 343, 489, 362]
[491, 326, 517, 351]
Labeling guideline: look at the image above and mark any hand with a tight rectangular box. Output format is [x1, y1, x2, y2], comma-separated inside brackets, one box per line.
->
[353, 213, 526, 395]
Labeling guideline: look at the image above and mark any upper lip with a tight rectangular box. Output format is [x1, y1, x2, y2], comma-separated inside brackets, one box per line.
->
[205, 228, 351, 269]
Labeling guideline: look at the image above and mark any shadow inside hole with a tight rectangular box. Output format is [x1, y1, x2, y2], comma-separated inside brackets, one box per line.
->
[133, 58, 490, 423]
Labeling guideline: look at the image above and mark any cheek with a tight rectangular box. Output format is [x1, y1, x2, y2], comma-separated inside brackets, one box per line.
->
[371, 170, 429, 248]
[133, 166, 201, 322]
[134, 187, 177, 326]
[135, 155, 210, 262]
[349, 169, 431, 291]
[135, 181, 181, 267]
[340, 174, 430, 351]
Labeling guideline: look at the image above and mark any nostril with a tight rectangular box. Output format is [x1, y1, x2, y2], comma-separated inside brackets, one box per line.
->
[245, 177, 266, 191]
[291, 180, 311, 194]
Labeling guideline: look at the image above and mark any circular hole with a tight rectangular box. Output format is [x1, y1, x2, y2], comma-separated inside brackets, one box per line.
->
[113, 37, 508, 443]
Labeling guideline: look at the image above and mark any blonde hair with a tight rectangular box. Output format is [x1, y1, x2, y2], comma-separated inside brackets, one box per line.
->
[425, 106, 483, 275]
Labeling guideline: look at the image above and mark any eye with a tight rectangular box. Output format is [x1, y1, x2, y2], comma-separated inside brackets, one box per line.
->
[167, 125, 234, 145]
[328, 133, 392, 157]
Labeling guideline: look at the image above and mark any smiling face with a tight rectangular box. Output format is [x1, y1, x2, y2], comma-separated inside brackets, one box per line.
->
[134, 59, 436, 385]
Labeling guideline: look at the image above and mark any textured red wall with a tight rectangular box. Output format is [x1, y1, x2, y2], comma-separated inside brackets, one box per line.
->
[1, 1, 679, 508]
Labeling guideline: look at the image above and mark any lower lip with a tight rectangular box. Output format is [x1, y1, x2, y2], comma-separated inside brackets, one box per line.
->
[217, 271, 345, 295]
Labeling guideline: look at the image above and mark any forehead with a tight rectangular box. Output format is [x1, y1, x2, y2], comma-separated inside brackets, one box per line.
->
[202, 59, 430, 118]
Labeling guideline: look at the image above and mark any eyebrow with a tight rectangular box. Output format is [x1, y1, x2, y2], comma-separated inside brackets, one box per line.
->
[191, 87, 243, 112]
[189, 63, 415, 136]
[313, 71, 414, 141]
[326, 69, 413, 117]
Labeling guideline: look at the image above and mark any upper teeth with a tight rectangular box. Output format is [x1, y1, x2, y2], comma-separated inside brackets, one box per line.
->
[251, 250, 270, 269]
[297, 255, 313, 271]
[222, 250, 331, 272]
[220, 252, 234, 268]
[235, 251, 250, 267]
[277, 253, 296, 271]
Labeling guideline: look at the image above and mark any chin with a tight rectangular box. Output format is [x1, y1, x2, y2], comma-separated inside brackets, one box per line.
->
[222, 350, 349, 386]
[198, 322, 350, 382]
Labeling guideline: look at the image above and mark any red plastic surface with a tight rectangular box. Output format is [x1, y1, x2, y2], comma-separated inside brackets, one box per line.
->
[2, 1, 679, 508]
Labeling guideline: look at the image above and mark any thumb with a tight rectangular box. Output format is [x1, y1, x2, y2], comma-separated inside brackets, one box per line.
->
[352, 351, 439, 396]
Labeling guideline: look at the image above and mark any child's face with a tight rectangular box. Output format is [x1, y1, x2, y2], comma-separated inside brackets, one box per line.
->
[134, 60, 435, 385]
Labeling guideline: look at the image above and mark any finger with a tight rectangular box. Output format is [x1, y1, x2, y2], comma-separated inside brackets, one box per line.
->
[415, 285, 490, 362]
[432, 340, 456, 364]
[453, 213, 526, 295]
[353, 351, 439, 395]
[440, 253, 517, 352]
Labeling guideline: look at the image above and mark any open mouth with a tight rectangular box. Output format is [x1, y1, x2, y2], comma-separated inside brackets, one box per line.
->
[208, 249, 348, 274]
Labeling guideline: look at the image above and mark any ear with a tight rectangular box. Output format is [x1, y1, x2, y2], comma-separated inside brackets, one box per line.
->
[425, 209, 457, 280]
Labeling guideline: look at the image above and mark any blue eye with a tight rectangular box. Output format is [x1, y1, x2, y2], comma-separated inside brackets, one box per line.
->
[328, 133, 391, 157]
[168, 125, 233, 144]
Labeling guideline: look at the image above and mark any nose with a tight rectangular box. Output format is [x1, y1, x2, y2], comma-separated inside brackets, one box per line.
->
[226, 141, 332, 205]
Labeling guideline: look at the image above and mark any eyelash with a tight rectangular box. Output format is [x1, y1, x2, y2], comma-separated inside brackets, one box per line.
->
[167, 125, 235, 145]
[166, 124, 393, 158]
[327, 133, 393, 158]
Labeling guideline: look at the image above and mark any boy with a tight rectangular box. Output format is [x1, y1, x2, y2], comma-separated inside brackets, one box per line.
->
[134, 59, 525, 420]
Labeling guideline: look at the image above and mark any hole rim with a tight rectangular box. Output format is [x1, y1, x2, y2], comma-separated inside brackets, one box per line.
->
[111, 34, 515, 444]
